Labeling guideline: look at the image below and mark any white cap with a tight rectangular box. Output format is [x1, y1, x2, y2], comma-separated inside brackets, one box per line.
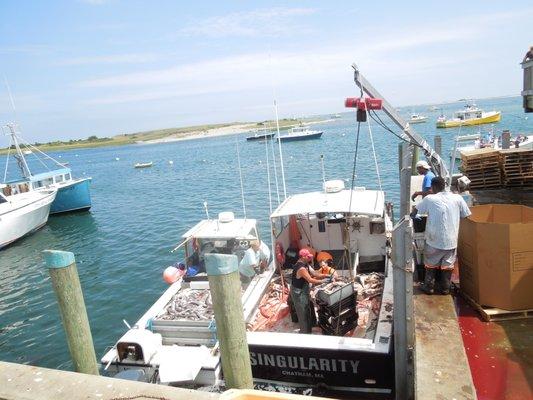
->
[415, 160, 431, 170]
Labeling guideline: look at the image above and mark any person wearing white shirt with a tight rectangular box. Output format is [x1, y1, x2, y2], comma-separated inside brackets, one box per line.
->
[238, 240, 271, 282]
[412, 177, 471, 295]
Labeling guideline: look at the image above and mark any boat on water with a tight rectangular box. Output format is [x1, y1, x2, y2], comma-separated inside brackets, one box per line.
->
[102, 212, 276, 388]
[408, 113, 428, 124]
[0, 187, 57, 249]
[332, 113, 342, 119]
[101, 180, 394, 397]
[278, 126, 323, 142]
[134, 162, 153, 168]
[436, 101, 501, 128]
[2, 123, 92, 214]
[246, 132, 275, 142]
[428, 105, 439, 112]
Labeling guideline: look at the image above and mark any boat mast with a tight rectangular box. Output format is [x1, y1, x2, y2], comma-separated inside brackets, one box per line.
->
[6, 123, 32, 179]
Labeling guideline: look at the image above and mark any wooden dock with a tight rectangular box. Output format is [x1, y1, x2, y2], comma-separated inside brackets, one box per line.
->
[414, 288, 477, 400]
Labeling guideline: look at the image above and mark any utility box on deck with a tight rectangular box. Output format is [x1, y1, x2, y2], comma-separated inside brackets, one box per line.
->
[458, 204, 533, 310]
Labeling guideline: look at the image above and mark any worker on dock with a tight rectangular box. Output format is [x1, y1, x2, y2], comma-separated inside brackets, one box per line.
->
[411, 160, 435, 201]
[412, 177, 471, 295]
[291, 249, 330, 333]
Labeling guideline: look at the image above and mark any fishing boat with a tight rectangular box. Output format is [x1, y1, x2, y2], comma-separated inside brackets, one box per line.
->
[450, 131, 533, 160]
[278, 126, 323, 142]
[332, 113, 342, 119]
[246, 132, 275, 142]
[408, 113, 428, 124]
[428, 105, 439, 112]
[134, 162, 153, 168]
[2, 123, 92, 214]
[101, 182, 394, 396]
[101, 212, 275, 387]
[0, 186, 57, 249]
[436, 101, 501, 128]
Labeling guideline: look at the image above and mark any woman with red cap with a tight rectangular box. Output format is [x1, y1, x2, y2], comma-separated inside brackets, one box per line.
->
[290, 248, 331, 334]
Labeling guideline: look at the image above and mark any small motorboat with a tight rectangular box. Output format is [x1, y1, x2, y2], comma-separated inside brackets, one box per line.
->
[278, 126, 323, 142]
[437, 101, 501, 128]
[246, 132, 275, 141]
[134, 162, 153, 168]
[408, 113, 428, 124]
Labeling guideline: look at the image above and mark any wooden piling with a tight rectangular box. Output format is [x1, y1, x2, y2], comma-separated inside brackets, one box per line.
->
[411, 145, 419, 176]
[43, 250, 99, 375]
[502, 130, 511, 149]
[205, 254, 253, 389]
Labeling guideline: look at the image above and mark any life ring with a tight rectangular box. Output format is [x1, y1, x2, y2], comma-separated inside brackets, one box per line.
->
[275, 242, 285, 265]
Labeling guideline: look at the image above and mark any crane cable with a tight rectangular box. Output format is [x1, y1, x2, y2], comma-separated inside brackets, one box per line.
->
[366, 114, 382, 192]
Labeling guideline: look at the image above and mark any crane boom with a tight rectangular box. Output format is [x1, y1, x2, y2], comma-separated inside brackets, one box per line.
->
[351, 64, 450, 183]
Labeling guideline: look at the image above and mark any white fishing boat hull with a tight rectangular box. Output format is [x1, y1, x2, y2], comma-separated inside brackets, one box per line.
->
[0, 190, 56, 249]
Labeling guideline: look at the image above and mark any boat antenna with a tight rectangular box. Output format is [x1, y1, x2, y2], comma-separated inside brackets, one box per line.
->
[274, 99, 287, 200]
[203, 201, 210, 220]
[320, 154, 326, 192]
[4, 75, 18, 122]
[235, 135, 247, 219]
[268, 52, 287, 199]
[268, 120, 281, 205]
[264, 128, 273, 215]
[2, 125, 12, 182]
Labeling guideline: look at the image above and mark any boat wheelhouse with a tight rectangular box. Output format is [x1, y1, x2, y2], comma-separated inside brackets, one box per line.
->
[408, 113, 428, 124]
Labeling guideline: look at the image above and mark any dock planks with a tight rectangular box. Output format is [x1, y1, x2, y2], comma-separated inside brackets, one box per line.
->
[414, 288, 477, 400]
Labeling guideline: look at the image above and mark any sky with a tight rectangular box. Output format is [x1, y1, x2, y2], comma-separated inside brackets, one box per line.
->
[0, 1, 532, 143]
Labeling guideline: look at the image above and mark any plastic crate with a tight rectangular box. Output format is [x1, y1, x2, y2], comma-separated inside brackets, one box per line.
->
[315, 282, 354, 306]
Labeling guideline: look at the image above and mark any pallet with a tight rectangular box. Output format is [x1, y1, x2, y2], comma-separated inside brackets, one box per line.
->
[456, 288, 533, 322]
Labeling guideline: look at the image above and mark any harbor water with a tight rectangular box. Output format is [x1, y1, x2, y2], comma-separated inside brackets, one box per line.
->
[0, 96, 530, 371]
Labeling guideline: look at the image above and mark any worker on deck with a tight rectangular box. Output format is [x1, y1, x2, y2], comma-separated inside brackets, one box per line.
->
[291, 249, 330, 333]
[411, 160, 435, 201]
[238, 240, 271, 283]
[317, 259, 339, 280]
[412, 177, 471, 295]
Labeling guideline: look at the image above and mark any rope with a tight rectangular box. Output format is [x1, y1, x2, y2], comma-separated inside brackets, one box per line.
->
[366, 115, 382, 191]
[208, 318, 217, 346]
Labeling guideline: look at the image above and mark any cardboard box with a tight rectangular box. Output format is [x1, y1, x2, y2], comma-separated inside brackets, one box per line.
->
[458, 204, 533, 310]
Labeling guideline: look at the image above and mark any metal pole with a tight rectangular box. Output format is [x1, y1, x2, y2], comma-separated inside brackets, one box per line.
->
[43, 250, 99, 375]
[502, 130, 511, 149]
[400, 144, 413, 216]
[434, 135, 442, 156]
[392, 217, 415, 400]
[205, 254, 253, 389]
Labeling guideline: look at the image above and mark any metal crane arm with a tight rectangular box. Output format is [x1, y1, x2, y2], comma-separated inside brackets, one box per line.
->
[351, 64, 450, 182]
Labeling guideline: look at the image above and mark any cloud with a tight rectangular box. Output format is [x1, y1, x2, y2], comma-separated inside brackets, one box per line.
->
[180, 7, 316, 38]
[57, 53, 159, 66]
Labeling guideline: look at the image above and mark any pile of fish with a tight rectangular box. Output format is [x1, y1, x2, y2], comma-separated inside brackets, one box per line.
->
[158, 288, 214, 321]
[317, 276, 351, 294]
[354, 272, 385, 330]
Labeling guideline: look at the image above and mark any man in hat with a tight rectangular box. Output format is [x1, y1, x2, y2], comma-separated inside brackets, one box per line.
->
[290, 249, 330, 333]
[411, 160, 436, 201]
[412, 177, 471, 295]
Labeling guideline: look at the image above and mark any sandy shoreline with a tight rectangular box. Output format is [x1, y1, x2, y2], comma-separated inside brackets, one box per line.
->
[136, 123, 256, 144]
[135, 119, 335, 145]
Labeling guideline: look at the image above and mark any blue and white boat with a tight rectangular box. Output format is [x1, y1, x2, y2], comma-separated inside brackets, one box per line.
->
[2, 123, 92, 214]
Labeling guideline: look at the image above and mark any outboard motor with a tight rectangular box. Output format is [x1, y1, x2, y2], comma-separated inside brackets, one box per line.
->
[116, 329, 162, 365]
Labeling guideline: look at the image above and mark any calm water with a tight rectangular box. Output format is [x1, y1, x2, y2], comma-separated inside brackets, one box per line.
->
[0, 96, 530, 370]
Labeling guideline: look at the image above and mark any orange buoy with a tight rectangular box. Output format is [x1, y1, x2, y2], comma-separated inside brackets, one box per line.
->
[163, 266, 181, 284]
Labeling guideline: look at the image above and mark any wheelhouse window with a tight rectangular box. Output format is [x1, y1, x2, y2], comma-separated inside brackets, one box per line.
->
[55, 175, 64, 183]
[65, 173, 71, 181]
